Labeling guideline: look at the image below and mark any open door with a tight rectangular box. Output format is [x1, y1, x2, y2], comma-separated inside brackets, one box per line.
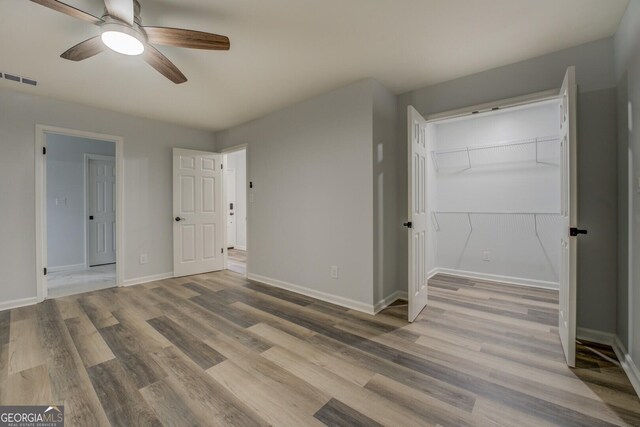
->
[407, 106, 429, 322]
[559, 66, 581, 367]
[173, 148, 225, 277]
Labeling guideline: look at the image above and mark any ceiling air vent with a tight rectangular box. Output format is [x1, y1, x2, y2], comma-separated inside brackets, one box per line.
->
[2, 72, 37, 87]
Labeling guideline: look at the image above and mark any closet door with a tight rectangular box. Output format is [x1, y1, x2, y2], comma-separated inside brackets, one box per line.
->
[558, 66, 579, 367]
[407, 106, 430, 322]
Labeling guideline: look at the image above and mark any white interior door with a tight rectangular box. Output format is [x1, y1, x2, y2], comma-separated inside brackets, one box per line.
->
[225, 169, 237, 248]
[88, 158, 116, 266]
[559, 66, 580, 367]
[173, 148, 224, 277]
[407, 106, 430, 322]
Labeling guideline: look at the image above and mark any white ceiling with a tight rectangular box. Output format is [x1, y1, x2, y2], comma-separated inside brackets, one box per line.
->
[0, 0, 628, 131]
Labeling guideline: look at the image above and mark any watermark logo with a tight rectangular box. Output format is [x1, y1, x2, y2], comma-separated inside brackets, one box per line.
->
[0, 406, 64, 427]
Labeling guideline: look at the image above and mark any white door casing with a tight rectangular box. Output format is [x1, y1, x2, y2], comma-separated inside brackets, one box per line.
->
[173, 148, 225, 277]
[407, 106, 430, 322]
[558, 66, 578, 367]
[225, 169, 237, 248]
[88, 158, 116, 266]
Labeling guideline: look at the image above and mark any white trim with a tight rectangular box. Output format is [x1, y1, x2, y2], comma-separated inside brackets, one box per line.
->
[234, 245, 247, 251]
[122, 272, 173, 287]
[613, 335, 640, 398]
[36, 125, 124, 303]
[221, 143, 249, 154]
[85, 153, 116, 269]
[47, 264, 86, 273]
[374, 290, 408, 314]
[433, 268, 558, 290]
[248, 273, 375, 314]
[426, 89, 560, 122]
[628, 148, 634, 355]
[0, 297, 39, 312]
[576, 327, 614, 345]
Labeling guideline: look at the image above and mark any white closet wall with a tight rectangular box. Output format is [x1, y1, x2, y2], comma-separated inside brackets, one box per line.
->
[430, 101, 562, 287]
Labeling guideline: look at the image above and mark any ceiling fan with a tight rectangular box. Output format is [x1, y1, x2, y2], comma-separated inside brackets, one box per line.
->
[30, 0, 231, 84]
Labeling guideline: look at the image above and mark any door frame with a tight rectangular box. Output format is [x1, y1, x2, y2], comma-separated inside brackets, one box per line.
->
[84, 154, 117, 269]
[221, 143, 248, 276]
[35, 125, 124, 301]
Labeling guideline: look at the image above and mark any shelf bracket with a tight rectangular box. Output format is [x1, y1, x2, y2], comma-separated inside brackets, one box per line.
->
[464, 147, 472, 170]
[431, 151, 440, 172]
[431, 212, 441, 232]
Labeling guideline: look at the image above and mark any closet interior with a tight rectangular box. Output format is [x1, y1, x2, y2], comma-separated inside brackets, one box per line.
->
[426, 98, 563, 289]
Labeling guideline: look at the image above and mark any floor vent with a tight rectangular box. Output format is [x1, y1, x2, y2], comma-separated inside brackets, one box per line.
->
[2, 72, 38, 86]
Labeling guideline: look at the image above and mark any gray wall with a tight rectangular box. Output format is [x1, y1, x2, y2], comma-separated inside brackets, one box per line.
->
[397, 37, 619, 333]
[46, 134, 115, 269]
[215, 80, 376, 308]
[373, 80, 401, 305]
[615, 0, 640, 365]
[0, 88, 215, 304]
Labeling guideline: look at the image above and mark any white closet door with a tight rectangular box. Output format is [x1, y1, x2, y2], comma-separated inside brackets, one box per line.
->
[88, 158, 116, 266]
[173, 148, 224, 277]
[558, 66, 580, 367]
[407, 106, 430, 322]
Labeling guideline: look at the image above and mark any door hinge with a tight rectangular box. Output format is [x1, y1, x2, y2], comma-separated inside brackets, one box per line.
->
[42, 147, 46, 155]
[221, 248, 224, 254]
[221, 163, 223, 169]
[43, 267, 47, 275]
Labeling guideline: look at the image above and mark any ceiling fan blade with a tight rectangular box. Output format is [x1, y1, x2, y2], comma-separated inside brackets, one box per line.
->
[30, 0, 103, 25]
[144, 27, 230, 50]
[61, 36, 106, 61]
[104, 0, 134, 25]
[143, 45, 187, 84]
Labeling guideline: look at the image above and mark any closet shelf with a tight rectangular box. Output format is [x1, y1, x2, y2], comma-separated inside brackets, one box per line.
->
[431, 135, 560, 171]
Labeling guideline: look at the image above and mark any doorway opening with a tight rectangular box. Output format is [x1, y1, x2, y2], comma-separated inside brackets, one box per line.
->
[223, 146, 247, 276]
[36, 126, 123, 300]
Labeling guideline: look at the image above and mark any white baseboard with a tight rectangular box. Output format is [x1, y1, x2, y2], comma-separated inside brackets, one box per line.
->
[434, 268, 558, 290]
[577, 327, 615, 345]
[122, 272, 173, 287]
[247, 273, 375, 314]
[48, 263, 86, 273]
[374, 290, 408, 314]
[613, 335, 640, 398]
[0, 297, 40, 312]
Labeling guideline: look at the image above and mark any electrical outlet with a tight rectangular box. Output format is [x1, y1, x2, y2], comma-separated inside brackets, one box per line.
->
[483, 251, 491, 262]
[330, 265, 339, 279]
[139, 253, 148, 264]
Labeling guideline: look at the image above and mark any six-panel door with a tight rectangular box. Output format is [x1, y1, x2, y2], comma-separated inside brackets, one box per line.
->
[173, 148, 224, 277]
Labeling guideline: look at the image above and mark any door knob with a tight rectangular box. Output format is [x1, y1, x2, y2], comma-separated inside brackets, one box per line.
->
[89, 216, 94, 220]
[403, 222, 413, 229]
[175, 217, 186, 222]
[569, 227, 587, 237]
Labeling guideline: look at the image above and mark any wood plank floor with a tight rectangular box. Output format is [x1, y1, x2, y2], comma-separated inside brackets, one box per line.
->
[1, 272, 639, 426]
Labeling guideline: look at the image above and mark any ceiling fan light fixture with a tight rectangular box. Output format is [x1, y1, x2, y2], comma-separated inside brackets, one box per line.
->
[101, 22, 145, 56]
